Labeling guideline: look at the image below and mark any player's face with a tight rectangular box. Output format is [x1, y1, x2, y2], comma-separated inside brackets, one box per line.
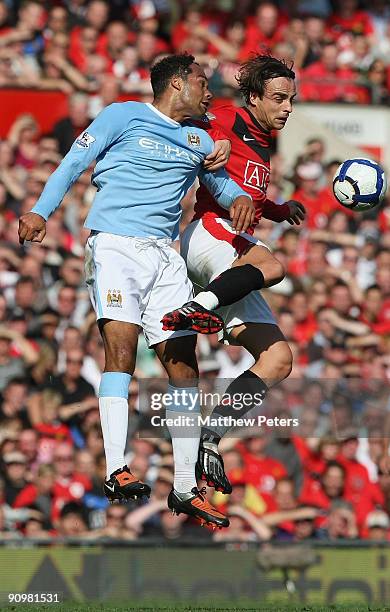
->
[251, 77, 296, 131]
[181, 63, 212, 117]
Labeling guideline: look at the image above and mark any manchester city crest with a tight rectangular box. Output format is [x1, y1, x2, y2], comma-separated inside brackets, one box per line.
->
[187, 133, 201, 148]
[107, 289, 122, 307]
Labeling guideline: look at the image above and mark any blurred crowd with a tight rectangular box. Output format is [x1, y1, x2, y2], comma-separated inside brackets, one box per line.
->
[0, 0, 389, 103]
[0, 0, 390, 545]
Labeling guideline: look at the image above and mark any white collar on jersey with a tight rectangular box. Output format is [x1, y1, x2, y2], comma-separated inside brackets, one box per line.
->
[146, 103, 180, 127]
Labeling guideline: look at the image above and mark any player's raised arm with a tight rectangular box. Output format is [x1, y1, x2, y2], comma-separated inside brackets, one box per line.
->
[18, 103, 128, 244]
[198, 166, 255, 233]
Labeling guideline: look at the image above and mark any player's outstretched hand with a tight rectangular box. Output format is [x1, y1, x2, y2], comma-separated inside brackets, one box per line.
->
[230, 196, 255, 234]
[203, 139, 231, 171]
[285, 200, 306, 225]
[18, 212, 47, 245]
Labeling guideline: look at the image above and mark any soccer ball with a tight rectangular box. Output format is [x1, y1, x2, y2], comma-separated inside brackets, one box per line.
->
[333, 158, 387, 212]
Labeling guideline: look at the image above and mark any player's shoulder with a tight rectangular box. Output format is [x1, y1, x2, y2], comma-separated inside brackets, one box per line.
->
[210, 104, 243, 122]
[98, 101, 142, 121]
[117, 100, 146, 112]
[105, 100, 150, 116]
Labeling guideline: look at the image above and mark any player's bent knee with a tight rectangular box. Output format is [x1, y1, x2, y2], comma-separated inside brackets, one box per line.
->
[274, 343, 293, 382]
[259, 342, 292, 385]
[268, 258, 286, 286]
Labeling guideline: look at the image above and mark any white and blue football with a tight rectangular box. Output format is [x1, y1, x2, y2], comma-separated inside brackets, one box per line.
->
[333, 158, 387, 212]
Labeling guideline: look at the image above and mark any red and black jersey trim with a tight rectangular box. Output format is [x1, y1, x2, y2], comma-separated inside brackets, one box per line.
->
[231, 112, 270, 163]
[242, 107, 271, 135]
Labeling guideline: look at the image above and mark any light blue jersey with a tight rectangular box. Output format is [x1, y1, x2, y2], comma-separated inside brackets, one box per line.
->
[32, 102, 249, 240]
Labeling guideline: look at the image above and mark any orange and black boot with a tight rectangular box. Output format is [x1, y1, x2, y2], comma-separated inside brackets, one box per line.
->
[103, 465, 151, 503]
[167, 486, 229, 529]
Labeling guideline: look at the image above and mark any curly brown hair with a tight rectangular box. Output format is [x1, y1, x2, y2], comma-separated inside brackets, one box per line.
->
[237, 54, 295, 104]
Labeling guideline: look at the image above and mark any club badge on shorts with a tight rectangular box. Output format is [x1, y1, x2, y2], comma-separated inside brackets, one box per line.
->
[187, 133, 201, 148]
[107, 289, 122, 307]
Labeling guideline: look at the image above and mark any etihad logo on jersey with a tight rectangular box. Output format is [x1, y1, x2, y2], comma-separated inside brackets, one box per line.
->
[187, 133, 201, 148]
[244, 160, 270, 193]
[139, 137, 198, 162]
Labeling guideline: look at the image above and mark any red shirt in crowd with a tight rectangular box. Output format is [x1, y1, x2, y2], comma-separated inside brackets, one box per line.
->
[69, 26, 107, 72]
[236, 441, 287, 493]
[360, 303, 390, 336]
[171, 12, 227, 52]
[13, 472, 91, 524]
[238, 25, 284, 61]
[292, 312, 318, 347]
[34, 422, 72, 444]
[290, 186, 353, 230]
[238, 9, 288, 60]
[299, 62, 366, 103]
[379, 207, 390, 234]
[327, 10, 374, 38]
[300, 460, 385, 532]
[293, 437, 326, 478]
[13, 484, 46, 509]
[299, 477, 343, 530]
[51, 473, 92, 522]
[336, 454, 385, 527]
[290, 188, 320, 229]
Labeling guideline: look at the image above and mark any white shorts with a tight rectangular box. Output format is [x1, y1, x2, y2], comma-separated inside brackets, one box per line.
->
[85, 232, 195, 348]
[180, 218, 276, 341]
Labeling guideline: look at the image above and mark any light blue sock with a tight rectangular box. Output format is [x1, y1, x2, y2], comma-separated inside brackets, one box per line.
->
[99, 372, 131, 398]
[99, 372, 131, 478]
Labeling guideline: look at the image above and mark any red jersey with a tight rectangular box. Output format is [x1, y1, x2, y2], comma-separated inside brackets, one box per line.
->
[13, 484, 43, 509]
[192, 105, 290, 234]
[51, 473, 92, 522]
[236, 441, 287, 493]
[336, 455, 385, 527]
[300, 62, 369, 104]
[292, 312, 318, 348]
[327, 10, 374, 38]
[238, 25, 285, 61]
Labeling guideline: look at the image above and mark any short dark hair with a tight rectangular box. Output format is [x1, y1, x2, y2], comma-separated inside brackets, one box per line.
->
[151, 54, 195, 98]
[237, 54, 295, 104]
[6, 377, 26, 388]
[323, 460, 345, 476]
[60, 501, 87, 521]
[16, 275, 34, 287]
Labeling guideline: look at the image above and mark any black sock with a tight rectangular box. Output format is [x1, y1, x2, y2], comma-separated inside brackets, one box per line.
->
[205, 265, 264, 307]
[201, 370, 268, 444]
